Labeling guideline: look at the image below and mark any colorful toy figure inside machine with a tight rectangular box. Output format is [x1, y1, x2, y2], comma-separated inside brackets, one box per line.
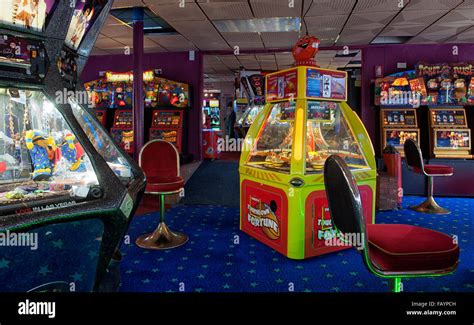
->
[292, 35, 320, 67]
[25, 130, 56, 181]
[60, 133, 85, 172]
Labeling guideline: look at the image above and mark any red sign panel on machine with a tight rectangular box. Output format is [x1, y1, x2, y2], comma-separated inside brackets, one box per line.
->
[266, 68, 297, 102]
[241, 180, 288, 255]
[304, 186, 373, 258]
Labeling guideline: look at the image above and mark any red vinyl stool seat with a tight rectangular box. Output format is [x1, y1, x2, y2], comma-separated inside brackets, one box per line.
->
[146, 176, 184, 193]
[136, 140, 188, 250]
[413, 164, 454, 176]
[367, 224, 459, 272]
[404, 139, 454, 214]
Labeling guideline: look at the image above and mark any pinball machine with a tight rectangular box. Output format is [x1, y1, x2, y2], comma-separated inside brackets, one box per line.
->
[0, 0, 145, 292]
[239, 35, 376, 259]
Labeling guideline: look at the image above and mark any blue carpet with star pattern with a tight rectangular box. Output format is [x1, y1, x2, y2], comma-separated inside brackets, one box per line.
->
[119, 196, 473, 293]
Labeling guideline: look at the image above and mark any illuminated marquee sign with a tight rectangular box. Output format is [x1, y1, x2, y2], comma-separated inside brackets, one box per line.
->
[105, 70, 155, 83]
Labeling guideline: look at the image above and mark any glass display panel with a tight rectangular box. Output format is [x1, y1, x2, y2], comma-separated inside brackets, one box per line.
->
[0, 0, 57, 32]
[246, 102, 295, 173]
[434, 129, 470, 149]
[305, 101, 368, 173]
[69, 98, 134, 184]
[0, 87, 99, 208]
[243, 105, 264, 126]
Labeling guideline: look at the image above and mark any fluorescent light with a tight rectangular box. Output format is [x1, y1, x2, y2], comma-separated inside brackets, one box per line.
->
[214, 17, 301, 33]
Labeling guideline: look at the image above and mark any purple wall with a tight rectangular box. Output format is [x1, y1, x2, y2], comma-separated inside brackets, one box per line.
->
[361, 43, 474, 143]
[81, 51, 204, 160]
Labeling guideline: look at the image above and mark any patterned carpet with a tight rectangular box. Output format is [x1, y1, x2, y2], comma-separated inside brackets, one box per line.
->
[119, 196, 473, 293]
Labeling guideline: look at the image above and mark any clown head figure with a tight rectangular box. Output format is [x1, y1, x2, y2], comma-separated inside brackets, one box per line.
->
[60, 132, 85, 172]
[25, 130, 56, 181]
[292, 35, 320, 67]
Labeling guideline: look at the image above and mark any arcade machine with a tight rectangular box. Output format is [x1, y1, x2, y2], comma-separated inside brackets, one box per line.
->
[375, 72, 420, 156]
[0, 0, 145, 292]
[239, 35, 376, 259]
[202, 98, 221, 130]
[415, 63, 472, 158]
[106, 72, 134, 154]
[235, 73, 265, 137]
[84, 76, 112, 127]
[429, 108, 471, 158]
[148, 76, 189, 153]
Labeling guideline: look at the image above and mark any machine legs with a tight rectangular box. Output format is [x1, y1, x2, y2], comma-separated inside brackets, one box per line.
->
[410, 176, 450, 214]
[389, 277, 402, 293]
[136, 194, 188, 249]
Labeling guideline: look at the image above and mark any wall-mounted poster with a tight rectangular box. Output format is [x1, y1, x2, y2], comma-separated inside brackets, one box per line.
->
[65, 0, 107, 50]
[0, 0, 57, 32]
[306, 68, 347, 101]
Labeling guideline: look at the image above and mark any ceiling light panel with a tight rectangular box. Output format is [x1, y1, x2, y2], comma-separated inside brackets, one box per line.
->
[148, 3, 206, 22]
[199, 1, 254, 20]
[305, 0, 356, 16]
[214, 17, 301, 33]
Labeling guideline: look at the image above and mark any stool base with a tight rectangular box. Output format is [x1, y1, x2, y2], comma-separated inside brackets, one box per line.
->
[410, 196, 450, 214]
[136, 222, 188, 249]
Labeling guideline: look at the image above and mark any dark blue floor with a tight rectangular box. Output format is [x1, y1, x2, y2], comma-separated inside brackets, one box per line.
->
[119, 196, 473, 292]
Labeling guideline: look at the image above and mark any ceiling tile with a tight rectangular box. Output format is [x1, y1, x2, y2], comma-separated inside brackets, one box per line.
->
[148, 3, 207, 22]
[354, 0, 403, 12]
[405, 0, 463, 11]
[305, 0, 356, 16]
[113, 0, 146, 8]
[260, 31, 299, 48]
[169, 20, 219, 36]
[250, 0, 303, 18]
[221, 32, 265, 49]
[94, 37, 125, 48]
[147, 34, 198, 51]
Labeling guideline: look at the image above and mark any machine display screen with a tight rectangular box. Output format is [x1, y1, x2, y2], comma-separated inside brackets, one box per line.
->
[65, 0, 107, 50]
[384, 129, 419, 148]
[430, 109, 467, 127]
[382, 109, 417, 127]
[435, 129, 470, 149]
[0, 0, 58, 32]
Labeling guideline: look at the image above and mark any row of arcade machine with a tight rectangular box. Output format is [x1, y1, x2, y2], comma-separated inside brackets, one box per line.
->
[239, 51, 376, 258]
[0, 0, 145, 292]
[375, 63, 472, 159]
[235, 72, 265, 138]
[85, 71, 190, 154]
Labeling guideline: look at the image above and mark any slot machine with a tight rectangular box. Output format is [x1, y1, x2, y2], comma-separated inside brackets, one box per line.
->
[148, 77, 190, 153]
[429, 107, 471, 158]
[380, 108, 420, 157]
[110, 110, 134, 154]
[0, 0, 145, 292]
